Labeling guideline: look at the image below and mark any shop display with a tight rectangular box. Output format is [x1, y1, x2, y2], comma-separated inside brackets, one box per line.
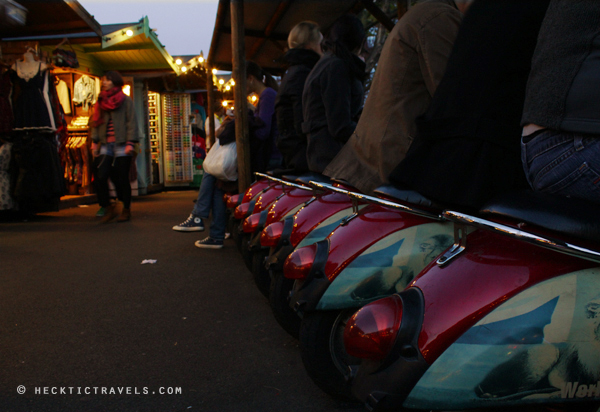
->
[161, 92, 193, 186]
[148, 92, 163, 185]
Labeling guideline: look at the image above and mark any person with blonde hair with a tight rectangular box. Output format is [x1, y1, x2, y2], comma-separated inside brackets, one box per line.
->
[275, 21, 323, 172]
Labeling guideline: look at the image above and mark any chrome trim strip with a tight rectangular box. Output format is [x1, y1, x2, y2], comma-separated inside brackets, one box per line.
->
[254, 172, 313, 191]
[443, 210, 600, 263]
[309, 181, 443, 220]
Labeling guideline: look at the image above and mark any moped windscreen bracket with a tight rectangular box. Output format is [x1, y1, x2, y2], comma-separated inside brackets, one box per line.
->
[436, 222, 468, 266]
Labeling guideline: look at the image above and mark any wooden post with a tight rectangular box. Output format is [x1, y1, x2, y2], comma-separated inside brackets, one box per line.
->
[231, 0, 252, 192]
[206, 65, 216, 148]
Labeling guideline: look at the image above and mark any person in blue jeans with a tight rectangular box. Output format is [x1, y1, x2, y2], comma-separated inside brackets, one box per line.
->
[172, 116, 233, 249]
[521, 0, 600, 205]
[173, 61, 279, 248]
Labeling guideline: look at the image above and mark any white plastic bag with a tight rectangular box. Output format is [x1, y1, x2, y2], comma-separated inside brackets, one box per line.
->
[202, 139, 238, 181]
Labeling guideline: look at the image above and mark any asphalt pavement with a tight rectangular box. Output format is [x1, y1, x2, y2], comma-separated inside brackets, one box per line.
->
[0, 190, 364, 412]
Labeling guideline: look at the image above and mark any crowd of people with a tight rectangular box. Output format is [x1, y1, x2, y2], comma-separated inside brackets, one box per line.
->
[90, 0, 598, 248]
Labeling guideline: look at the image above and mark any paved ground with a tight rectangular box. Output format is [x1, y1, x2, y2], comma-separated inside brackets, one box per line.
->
[0, 190, 364, 412]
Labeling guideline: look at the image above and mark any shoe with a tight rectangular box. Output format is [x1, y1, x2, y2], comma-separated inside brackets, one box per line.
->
[173, 214, 204, 232]
[117, 208, 131, 222]
[195, 237, 224, 249]
[100, 204, 119, 223]
[96, 207, 106, 217]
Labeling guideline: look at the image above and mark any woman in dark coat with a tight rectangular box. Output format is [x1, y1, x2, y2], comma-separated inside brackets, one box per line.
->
[301, 14, 366, 174]
[275, 21, 323, 172]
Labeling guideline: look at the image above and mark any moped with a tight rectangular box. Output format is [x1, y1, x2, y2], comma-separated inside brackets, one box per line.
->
[343, 190, 600, 412]
[283, 184, 456, 399]
[263, 181, 366, 337]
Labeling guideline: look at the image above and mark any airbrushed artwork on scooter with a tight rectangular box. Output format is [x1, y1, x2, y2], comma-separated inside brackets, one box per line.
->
[316, 222, 453, 310]
[295, 207, 362, 249]
[404, 268, 600, 410]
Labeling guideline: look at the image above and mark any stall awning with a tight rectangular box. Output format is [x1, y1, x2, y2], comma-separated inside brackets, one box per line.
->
[82, 17, 181, 75]
[0, 0, 102, 39]
[208, 0, 363, 74]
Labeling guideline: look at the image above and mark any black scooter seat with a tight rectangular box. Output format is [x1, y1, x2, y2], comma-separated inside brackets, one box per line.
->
[374, 185, 445, 210]
[481, 190, 600, 242]
[294, 173, 331, 186]
[266, 168, 297, 178]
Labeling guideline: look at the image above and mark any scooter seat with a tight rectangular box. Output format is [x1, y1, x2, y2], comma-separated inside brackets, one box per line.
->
[480, 190, 600, 242]
[294, 173, 331, 186]
[266, 168, 297, 178]
[374, 184, 445, 210]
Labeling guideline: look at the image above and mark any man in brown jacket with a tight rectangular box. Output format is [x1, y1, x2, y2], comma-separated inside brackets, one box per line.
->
[323, 0, 470, 194]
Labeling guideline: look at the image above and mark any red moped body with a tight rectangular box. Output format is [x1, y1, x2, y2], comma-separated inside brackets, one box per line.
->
[349, 193, 600, 411]
[289, 203, 453, 313]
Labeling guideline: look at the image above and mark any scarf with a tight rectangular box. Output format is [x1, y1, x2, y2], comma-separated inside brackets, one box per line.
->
[91, 86, 126, 128]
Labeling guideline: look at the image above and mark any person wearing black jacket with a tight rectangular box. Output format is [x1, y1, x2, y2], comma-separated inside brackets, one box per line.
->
[275, 21, 323, 172]
[389, 0, 551, 210]
[521, 0, 600, 205]
[301, 14, 366, 174]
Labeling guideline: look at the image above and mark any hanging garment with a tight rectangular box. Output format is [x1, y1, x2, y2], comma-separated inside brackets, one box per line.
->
[55, 78, 71, 115]
[12, 132, 65, 213]
[10, 61, 55, 131]
[73, 75, 96, 110]
[0, 142, 16, 210]
[0, 71, 13, 135]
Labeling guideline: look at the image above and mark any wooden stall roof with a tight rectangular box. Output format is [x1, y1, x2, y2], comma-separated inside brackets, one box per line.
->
[208, 0, 363, 74]
[0, 0, 102, 39]
[2, 10, 180, 77]
[82, 18, 181, 75]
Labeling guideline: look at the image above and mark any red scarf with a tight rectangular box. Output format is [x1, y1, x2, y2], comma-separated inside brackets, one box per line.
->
[91, 87, 126, 127]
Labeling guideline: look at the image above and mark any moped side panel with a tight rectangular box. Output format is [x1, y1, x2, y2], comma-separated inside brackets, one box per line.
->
[295, 207, 361, 249]
[252, 184, 285, 214]
[414, 230, 595, 364]
[291, 192, 358, 248]
[316, 222, 453, 310]
[405, 267, 600, 410]
[265, 188, 314, 227]
[242, 178, 271, 203]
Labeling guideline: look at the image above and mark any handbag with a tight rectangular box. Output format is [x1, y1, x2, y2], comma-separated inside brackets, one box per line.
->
[53, 39, 79, 68]
[202, 139, 238, 181]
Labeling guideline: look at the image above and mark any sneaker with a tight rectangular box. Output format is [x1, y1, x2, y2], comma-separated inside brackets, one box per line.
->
[173, 215, 204, 232]
[195, 237, 224, 249]
[96, 207, 106, 217]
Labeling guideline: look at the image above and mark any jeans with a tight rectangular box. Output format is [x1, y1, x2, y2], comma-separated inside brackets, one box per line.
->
[521, 129, 600, 203]
[192, 172, 226, 241]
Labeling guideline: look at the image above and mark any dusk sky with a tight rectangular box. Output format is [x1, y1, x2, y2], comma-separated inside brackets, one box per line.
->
[77, 0, 220, 58]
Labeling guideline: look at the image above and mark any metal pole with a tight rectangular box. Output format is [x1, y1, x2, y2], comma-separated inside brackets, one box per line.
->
[231, 0, 252, 192]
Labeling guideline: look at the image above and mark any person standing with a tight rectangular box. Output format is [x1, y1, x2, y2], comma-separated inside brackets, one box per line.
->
[91, 71, 139, 222]
[301, 14, 366, 174]
[275, 21, 323, 172]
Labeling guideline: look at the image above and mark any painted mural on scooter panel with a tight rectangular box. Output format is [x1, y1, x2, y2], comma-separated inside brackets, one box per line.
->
[317, 222, 454, 310]
[403, 268, 600, 410]
[295, 206, 359, 249]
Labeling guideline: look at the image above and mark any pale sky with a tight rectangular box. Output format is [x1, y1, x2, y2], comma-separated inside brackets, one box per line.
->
[77, 0, 220, 57]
